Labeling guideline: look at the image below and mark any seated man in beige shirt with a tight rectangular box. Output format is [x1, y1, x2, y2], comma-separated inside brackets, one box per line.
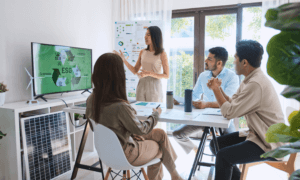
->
[207, 40, 285, 180]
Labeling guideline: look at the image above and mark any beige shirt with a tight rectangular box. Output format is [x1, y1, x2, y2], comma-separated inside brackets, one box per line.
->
[141, 49, 162, 74]
[221, 68, 285, 153]
[85, 93, 159, 149]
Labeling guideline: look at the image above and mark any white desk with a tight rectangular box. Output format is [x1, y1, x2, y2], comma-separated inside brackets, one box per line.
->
[64, 101, 230, 128]
[63, 101, 231, 180]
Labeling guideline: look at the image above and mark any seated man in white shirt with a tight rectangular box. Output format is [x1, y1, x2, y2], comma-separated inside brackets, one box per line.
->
[172, 47, 239, 154]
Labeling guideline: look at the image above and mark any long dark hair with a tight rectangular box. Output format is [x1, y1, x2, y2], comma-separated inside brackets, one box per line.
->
[146, 26, 164, 55]
[92, 53, 128, 123]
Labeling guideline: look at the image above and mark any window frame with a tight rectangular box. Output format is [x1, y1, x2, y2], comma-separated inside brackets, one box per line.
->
[172, 2, 262, 85]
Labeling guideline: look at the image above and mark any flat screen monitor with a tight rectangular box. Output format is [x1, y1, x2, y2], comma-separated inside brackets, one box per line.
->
[31, 42, 92, 96]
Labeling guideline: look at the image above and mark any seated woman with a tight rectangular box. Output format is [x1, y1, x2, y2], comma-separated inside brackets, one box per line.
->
[85, 53, 183, 180]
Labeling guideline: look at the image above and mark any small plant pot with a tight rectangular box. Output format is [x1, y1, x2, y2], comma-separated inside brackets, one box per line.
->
[0, 92, 6, 106]
[75, 120, 79, 126]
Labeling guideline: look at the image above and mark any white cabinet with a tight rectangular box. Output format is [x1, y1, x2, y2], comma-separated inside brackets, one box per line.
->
[0, 95, 93, 180]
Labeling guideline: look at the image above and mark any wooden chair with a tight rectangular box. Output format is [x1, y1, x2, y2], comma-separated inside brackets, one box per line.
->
[239, 153, 297, 180]
[239, 106, 298, 180]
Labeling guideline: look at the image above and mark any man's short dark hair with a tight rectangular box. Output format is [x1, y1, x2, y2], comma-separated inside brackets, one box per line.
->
[236, 40, 264, 68]
[208, 47, 228, 67]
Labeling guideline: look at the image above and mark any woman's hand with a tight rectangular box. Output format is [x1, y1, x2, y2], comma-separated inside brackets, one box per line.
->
[113, 50, 129, 62]
[152, 107, 162, 116]
[137, 69, 153, 78]
[132, 134, 144, 141]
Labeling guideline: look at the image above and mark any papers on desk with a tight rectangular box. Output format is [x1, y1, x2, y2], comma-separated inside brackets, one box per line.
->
[135, 102, 165, 108]
[160, 109, 201, 120]
[202, 108, 222, 116]
[135, 108, 201, 120]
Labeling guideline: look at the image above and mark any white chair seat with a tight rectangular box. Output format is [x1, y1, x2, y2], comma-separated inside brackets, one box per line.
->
[90, 119, 160, 171]
[130, 158, 160, 169]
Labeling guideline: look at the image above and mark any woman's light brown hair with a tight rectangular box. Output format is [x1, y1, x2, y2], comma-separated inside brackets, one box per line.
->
[92, 53, 128, 123]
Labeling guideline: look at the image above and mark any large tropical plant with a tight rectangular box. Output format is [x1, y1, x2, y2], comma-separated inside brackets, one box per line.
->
[260, 3, 300, 180]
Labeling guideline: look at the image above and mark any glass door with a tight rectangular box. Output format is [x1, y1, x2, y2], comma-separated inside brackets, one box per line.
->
[167, 14, 196, 132]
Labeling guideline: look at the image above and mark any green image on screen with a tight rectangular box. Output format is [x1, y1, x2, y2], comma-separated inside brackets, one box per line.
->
[32, 43, 92, 95]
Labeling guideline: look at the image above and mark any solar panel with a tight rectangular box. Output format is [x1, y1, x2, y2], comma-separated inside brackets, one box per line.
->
[21, 111, 72, 180]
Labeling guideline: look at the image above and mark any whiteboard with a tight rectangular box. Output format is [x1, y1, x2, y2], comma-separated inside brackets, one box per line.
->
[114, 20, 164, 100]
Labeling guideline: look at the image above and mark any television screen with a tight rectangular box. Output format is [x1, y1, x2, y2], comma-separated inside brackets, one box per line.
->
[31, 42, 92, 96]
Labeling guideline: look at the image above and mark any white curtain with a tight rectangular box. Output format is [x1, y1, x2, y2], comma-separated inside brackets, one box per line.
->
[113, 0, 173, 103]
[261, 0, 300, 123]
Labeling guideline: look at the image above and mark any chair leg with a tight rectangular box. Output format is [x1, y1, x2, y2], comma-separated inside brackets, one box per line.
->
[240, 164, 249, 180]
[141, 168, 149, 180]
[239, 164, 244, 171]
[127, 170, 131, 179]
[104, 167, 111, 180]
[122, 170, 126, 180]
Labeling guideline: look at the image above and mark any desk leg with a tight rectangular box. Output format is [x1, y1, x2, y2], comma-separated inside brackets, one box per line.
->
[219, 128, 224, 136]
[71, 121, 90, 179]
[211, 127, 220, 153]
[195, 128, 209, 174]
[188, 127, 209, 180]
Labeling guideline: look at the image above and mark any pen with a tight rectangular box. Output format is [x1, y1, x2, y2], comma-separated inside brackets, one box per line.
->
[147, 104, 161, 119]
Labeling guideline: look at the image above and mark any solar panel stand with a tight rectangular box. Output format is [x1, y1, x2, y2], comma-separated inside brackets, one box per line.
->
[71, 120, 105, 180]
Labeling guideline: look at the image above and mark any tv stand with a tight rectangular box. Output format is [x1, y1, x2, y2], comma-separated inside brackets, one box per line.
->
[35, 95, 47, 102]
[81, 89, 91, 94]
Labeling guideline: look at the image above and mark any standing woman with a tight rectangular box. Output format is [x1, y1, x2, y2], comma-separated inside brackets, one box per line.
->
[114, 26, 169, 102]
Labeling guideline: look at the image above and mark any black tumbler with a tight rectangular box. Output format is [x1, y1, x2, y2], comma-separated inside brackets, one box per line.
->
[184, 89, 193, 112]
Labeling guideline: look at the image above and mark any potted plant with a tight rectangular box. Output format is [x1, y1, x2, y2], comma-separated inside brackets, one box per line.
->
[74, 113, 83, 126]
[260, 3, 300, 179]
[0, 82, 9, 106]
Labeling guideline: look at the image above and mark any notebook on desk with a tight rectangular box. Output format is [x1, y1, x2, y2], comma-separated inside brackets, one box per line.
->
[202, 108, 222, 116]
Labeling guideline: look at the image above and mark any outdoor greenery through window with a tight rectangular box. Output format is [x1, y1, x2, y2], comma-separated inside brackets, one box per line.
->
[239, 6, 262, 128]
[167, 17, 194, 131]
[168, 17, 194, 98]
[167, 5, 262, 131]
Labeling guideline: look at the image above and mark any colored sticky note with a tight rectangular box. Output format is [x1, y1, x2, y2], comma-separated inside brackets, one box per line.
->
[136, 102, 148, 106]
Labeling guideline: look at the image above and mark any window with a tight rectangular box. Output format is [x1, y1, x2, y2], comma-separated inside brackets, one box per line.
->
[167, 3, 262, 131]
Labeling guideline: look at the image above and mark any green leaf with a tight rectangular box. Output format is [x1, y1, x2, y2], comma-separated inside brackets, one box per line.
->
[265, 8, 279, 22]
[281, 86, 300, 102]
[290, 169, 300, 180]
[267, 31, 300, 87]
[0, 131, 6, 140]
[265, 123, 300, 143]
[0, 131, 6, 136]
[289, 110, 300, 131]
[261, 141, 300, 159]
[265, 3, 300, 31]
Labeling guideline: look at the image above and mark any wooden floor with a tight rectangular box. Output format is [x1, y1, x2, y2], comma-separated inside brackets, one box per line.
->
[56, 137, 300, 180]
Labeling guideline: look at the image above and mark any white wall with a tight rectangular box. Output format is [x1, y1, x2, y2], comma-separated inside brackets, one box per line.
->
[0, 0, 113, 103]
[172, 0, 261, 10]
